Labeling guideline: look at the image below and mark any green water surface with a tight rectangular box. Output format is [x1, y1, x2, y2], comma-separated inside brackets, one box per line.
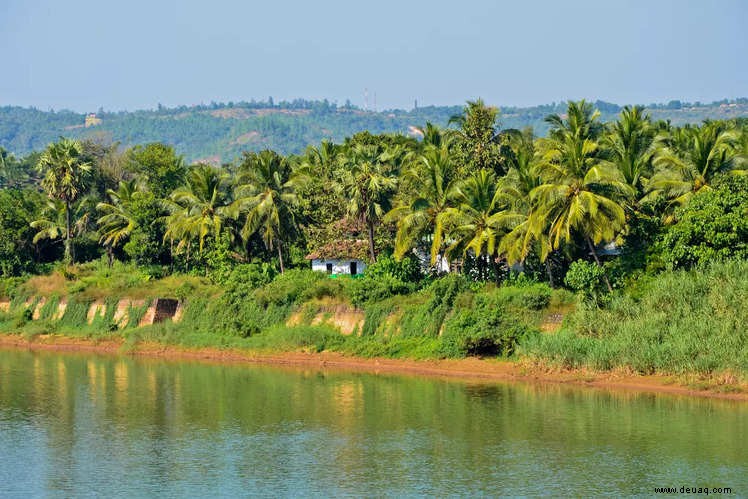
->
[0, 348, 745, 497]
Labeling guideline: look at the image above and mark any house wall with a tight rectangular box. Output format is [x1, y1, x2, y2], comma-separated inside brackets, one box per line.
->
[311, 259, 367, 275]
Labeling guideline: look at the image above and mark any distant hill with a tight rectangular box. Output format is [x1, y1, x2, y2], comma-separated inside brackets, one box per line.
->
[2, 97, 747, 163]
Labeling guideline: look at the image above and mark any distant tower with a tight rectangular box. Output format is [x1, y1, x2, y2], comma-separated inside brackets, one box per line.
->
[364, 88, 369, 111]
[414, 99, 418, 110]
[373, 92, 377, 112]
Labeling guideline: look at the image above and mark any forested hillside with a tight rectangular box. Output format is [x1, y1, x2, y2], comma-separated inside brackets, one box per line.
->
[2, 97, 748, 163]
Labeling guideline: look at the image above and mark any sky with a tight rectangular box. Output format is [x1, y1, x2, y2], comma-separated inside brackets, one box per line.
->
[1, 0, 746, 112]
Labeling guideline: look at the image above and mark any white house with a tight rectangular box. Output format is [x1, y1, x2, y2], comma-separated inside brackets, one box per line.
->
[306, 240, 368, 276]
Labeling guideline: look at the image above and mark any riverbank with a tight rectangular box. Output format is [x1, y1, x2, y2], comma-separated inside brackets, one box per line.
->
[2, 333, 746, 401]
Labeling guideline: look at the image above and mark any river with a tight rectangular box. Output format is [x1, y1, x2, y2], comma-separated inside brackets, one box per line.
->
[0, 348, 745, 497]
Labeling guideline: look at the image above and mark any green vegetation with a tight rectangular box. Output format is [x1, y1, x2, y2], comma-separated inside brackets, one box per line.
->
[0, 98, 747, 385]
[2, 97, 748, 163]
[525, 260, 748, 378]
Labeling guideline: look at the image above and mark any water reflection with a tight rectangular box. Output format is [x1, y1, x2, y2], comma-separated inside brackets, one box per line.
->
[0, 348, 745, 497]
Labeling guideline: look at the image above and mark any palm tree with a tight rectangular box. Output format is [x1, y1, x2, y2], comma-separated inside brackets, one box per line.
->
[96, 180, 146, 267]
[412, 122, 451, 149]
[31, 199, 90, 253]
[438, 169, 519, 280]
[603, 106, 655, 196]
[387, 145, 455, 266]
[35, 138, 92, 264]
[491, 128, 559, 284]
[646, 121, 745, 210]
[163, 164, 230, 260]
[530, 101, 631, 292]
[338, 143, 400, 261]
[231, 150, 306, 273]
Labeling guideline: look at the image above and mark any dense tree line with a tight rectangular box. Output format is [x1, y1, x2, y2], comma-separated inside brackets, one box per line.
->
[0, 100, 746, 292]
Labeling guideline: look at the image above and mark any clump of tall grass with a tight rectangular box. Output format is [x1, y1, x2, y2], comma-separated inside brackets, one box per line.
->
[523, 260, 748, 380]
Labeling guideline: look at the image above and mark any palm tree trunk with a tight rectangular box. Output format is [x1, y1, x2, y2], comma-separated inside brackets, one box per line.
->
[106, 245, 113, 268]
[545, 258, 555, 288]
[64, 200, 73, 265]
[367, 220, 376, 262]
[586, 236, 613, 293]
[277, 241, 285, 273]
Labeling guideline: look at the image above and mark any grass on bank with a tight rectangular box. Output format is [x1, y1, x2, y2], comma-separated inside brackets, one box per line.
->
[523, 260, 748, 381]
[1, 259, 746, 384]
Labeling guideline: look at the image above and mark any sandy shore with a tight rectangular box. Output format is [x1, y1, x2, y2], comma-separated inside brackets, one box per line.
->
[1, 333, 745, 401]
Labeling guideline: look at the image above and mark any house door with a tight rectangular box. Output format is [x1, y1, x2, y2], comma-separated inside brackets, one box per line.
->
[349, 261, 357, 275]
[326, 263, 333, 274]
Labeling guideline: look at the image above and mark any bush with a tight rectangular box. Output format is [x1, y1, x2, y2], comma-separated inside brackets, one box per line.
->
[494, 283, 552, 310]
[564, 260, 608, 305]
[350, 273, 412, 306]
[399, 274, 472, 337]
[440, 292, 537, 358]
[223, 263, 277, 291]
[364, 254, 423, 283]
[658, 175, 748, 269]
[253, 269, 324, 308]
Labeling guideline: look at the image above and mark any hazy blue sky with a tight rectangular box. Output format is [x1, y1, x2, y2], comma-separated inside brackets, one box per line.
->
[1, 0, 746, 112]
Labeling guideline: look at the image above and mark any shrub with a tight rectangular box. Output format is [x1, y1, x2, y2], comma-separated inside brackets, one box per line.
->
[253, 269, 324, 308]
[495, 283, 552, 310]
[364, 254, 423, 283]
[658, 175, 748, 269]
[350, 273, 412, 306]
[0, 277, 25, 300]
[399, 274, 472, 337]
[217, 262, 278, 295]
[564, 260, 608, 305]
[440, 293, 537, 357]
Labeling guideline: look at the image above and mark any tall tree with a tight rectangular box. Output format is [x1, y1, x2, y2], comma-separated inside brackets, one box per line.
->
[163, 164, 230, 259]
[96, 180, 146, 267]
[232, 150, 306, 273]
[602, 106, 655, 196]
[449, 99, 506, 176]
[128, 143, 186, 198]
[438, 169, 519, 280]
[35, 138, 92, 264]
[529, 101, 631, 291]
[645, 121, 746, 211]
[387, 144, 456, 265]
[338, 143, 400, 261]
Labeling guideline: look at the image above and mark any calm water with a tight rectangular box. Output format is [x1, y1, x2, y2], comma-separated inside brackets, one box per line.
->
[0, 349, 746, 497]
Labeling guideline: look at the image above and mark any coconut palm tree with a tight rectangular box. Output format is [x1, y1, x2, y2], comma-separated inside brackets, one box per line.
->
[603, 106, 655, 196]
[437, 169, 520, 280]
[338, 143, 400, 261]
[96, 179, 147, 267]
[231, 150, 306, 273]
[163, 164, 230, 259]
[35, 138, 92, 264]
[646, 121, 746, 210]
[31, 199, 90, 253]
[488, 128, 558, 281]
[412, 122, 451, 149]
[387, 144, 456, 266]
[529, 101, 632, 292]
